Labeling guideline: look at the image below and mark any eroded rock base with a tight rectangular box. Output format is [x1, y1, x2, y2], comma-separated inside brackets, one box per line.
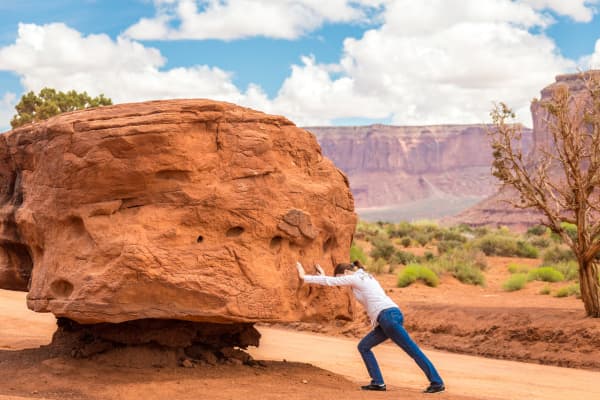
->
[51, 318, 262, 367]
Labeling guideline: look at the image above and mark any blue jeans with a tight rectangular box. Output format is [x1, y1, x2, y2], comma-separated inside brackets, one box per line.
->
[357, 307, 443, 386]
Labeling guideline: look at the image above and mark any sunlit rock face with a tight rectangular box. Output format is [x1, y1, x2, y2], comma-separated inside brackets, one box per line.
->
[0, 99, 357, 326]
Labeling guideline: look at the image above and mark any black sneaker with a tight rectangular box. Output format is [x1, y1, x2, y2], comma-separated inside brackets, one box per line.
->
[361, 383, 386, 391]
[424, 383, 445, 394]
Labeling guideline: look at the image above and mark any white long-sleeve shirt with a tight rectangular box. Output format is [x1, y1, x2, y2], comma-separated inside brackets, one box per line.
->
[303, 269, 398, 327]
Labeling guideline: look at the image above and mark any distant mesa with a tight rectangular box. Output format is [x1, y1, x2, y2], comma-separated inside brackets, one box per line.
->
[308, 124, 532, 221]
[0, 99, 356, 351]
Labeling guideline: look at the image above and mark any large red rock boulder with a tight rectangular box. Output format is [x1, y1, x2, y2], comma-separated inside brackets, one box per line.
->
[0, 99, 357, 327]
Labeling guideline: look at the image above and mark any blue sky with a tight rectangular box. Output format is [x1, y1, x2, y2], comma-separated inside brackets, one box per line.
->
[1, 0, 599, 131]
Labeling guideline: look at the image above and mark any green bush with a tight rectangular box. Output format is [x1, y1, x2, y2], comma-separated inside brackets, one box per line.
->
[427, 248, 486, 286]
[437, 240, 464, 254]
[547, 261, 579, 281]
[542, 246, 575, 265]
[528, 236, 551, 249]
[423, 251, 435, 261]
[394, 250, 417, 265]
[516, 241, 539, 258]
[526, 225, 547, 236]
[507, 263, 530, 274]
[473, 233, 538, 258]
[350, 242, 368, 265]
[539, 285, 552, 295]
[502, 273, 528, 291]
[527, 267, 565, 282]
[367, 258, 387, 274]
[451, 263, 486, 286]
[554, 284, 581, 298]
[397, 264, 439, 287]
[369, 235, 395, 262]
[400, 237, 411, 247]
[413, 232, 431, 247]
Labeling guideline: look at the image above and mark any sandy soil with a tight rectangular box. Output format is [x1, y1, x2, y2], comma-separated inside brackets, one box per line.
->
[0, 289, 476, 400]
[1, 287, 599, 400]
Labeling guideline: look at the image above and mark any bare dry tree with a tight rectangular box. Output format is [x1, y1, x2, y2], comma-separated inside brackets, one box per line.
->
[489, 72, 600, 317]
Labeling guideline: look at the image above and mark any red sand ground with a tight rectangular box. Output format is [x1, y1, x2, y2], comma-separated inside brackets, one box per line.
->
[1, 255, 599, 399]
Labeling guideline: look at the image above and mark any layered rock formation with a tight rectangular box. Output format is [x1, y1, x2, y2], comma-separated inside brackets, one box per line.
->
[0, 100, 357, 333]
[308, 124, 532, 220]
[450, 71, 600, 228]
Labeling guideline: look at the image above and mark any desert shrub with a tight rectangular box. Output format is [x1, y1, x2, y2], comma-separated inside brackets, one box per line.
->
[527, 267, 565, 282]
[528, 236, 551, 249]
[397, 264, 439, 288]
[413, 232, 431, 247]
[526, 225, 547, 236]
[457, 223, 474, 233]
[473, 227, 490, 237]
[437, 239, 464, 254]
[367, 258, 387, 274]
[539, 285, 552, 295]
[516, 241, 539, 258]
[433, 229, 467, 243]
[423, 251, 435, 261]
[350, 242, 368, 265]
[507, 263, 530, 274]
[554, 284, 581, 298]
[388, 221, 413, 238]
[473, 234, 538, 258]
[369, 235, 395, 262]
[394, 250, 417, 265]
[451, 264, 486, 286]
[428, 248, 486, 286]
[542, 246, 575, 265]
[502, 273, 528, 291]
[550, 261, 579, 281]
[400, 237, 411, 247]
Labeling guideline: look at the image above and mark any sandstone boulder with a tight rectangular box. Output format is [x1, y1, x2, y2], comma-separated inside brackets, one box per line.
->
[0, 99, 357, 326]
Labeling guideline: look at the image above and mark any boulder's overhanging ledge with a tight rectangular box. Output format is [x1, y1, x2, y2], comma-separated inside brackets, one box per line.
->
[0, 99, 357, 325]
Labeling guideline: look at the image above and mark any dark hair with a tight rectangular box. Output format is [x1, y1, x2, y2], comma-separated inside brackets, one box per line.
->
[334, 263, 356, 276]
[352, 260, 364, 269]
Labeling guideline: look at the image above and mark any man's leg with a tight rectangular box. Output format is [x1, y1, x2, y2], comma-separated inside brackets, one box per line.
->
[357, 326, 388, 386]
[379, 309, 444, 386]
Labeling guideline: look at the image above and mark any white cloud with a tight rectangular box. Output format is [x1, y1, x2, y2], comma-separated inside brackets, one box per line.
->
[124, 0, 386, 40]
[523, 0, 599, 22]
[267, 0, 576, 126]
[585, 38, 600, 68]
[0, 92, 17, 132]
[0, 0, 591, 129]
[0, 23, 257, 107]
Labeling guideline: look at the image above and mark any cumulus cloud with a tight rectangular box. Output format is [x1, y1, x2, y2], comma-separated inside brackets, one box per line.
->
[523, 0, 599, 22]
[584, 39, 600, 68]
[268, 0, 576, 125]
[0, 0, 592, 128]
[124, 0, 386, 40]
[0, 23, 260, 107]
[0, 92, 17, 132]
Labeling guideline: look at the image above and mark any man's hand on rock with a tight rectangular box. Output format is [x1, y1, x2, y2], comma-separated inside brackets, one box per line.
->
[296, 261, 306, 280]
[315, 264, 325, 275]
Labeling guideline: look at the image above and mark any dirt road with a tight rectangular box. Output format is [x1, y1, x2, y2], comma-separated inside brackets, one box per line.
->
[250, 326, 598, 400]
[1, 289, 597, 400]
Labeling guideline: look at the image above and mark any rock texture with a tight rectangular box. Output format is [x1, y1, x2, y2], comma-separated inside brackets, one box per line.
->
[449, 71, 600, 228]
[0, 99, 357, 326]
[309, 124, 532, 220]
